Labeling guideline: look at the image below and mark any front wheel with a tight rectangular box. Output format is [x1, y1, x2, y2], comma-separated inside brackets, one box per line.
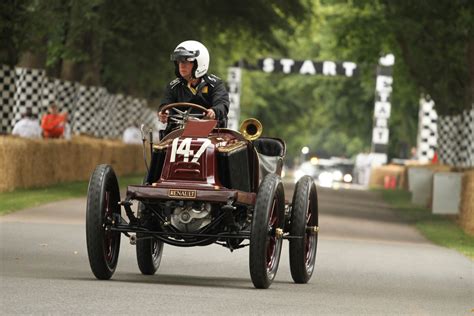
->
[136, 234, 163, 275]
[249, 174, 285, 289]
[289, 175, 319, 283]
[86, 164, 121, 280]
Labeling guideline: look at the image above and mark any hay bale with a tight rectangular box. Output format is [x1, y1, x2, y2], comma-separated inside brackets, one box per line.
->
[459, 170, 474, 235]
[369, 164, 405, 188]
[0, 135, 148, 192]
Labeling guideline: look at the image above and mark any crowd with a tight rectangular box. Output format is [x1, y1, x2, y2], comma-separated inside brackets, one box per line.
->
[11, 103, 70, 140]
[11, 102, 142, 144]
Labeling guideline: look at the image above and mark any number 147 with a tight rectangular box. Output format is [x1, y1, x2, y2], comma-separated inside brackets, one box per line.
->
[170, 138, 212, 163]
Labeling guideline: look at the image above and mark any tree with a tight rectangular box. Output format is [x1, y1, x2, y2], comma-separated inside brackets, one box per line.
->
[328, 0, 473, 116]
[240, 2, 380, 160]
[0, 0, 309, 96]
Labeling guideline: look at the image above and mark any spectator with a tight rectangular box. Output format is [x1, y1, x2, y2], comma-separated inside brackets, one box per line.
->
[63, 113, 72, 140]
[41, 103, 68, 138]
[410, 146, 418, 160]
[11, 108, 42, 138]
[64, 120, 72, 140]
[122, 123, 142, 144]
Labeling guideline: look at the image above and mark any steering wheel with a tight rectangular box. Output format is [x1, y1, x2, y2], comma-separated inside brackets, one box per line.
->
[160, 102, 209, 130]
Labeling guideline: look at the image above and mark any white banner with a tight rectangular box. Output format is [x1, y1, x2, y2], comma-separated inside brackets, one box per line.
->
[371, 54, 394, 149]
[227, 67, 241, 131]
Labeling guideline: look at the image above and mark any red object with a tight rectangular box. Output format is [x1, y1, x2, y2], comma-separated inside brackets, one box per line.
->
[431, 151, 438, 164]
[128, 128, 260, 203]
[384, 175, 397, 189]
[41, 113, 67, 138]
[182, 119, 217, 137]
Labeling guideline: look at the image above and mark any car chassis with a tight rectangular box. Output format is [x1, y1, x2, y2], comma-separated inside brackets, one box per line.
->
[86, 102, 319, 289]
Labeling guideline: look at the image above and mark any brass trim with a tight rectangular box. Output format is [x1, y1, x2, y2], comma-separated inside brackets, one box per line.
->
[239, 118, 263, 141]
[154, 138, 173, 150]
[216, 141, 246, 153]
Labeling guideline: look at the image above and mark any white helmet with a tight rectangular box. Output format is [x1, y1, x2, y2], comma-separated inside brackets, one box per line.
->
[171, 40, 210, 78]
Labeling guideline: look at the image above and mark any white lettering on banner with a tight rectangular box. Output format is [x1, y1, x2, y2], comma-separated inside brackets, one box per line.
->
[257, 58, 358, 77]
[342, 62, 357, 77]
[374, 101, 391, 119]
[228, 82, 239, 94]
[262, 58, 274, 73]
[376, 76, 393, 93]
[371, 54, 394, 152]
[227, 67, 241, 131]
[280, 59, 295, 74]
[376, 118, 387, 128]
[300, 60, 316, 75]
[372, 127, 389, 144]
[323, 61, 337, 76]
[227, 68, 241, 82]
[378, 91, 391, 102]
[229, 94, 240, 108]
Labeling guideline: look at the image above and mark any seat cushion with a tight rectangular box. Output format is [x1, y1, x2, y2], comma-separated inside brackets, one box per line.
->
[253, 137, 286, 157]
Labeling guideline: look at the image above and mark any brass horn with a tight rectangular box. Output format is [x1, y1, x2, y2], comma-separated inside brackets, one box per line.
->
[239, 118, 263, 141]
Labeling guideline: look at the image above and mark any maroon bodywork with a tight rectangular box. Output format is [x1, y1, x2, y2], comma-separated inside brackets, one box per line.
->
[126, 120, 259, 205]
[85, 111, 319, 288]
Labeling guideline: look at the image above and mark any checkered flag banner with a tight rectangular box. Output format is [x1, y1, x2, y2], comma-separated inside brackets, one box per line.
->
[12, 67, 45, 129]
[42, 77, 78, 114]
[70, 85, 106, 135]
[417, 98, 438, 162]
[0, 65, 16, 133]
[438, 106, 474, 167]
[416, 96, 473, 167]
[0, 64, 160, 138]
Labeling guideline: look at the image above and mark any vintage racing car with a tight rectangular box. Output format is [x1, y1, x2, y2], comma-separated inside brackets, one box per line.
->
[86, 102, 319, 289]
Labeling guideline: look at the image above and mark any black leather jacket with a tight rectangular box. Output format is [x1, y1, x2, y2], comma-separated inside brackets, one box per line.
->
[159, 74, 230, 133]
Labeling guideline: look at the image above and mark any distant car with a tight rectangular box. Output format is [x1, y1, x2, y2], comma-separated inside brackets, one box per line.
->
[294, 158, 354, 187]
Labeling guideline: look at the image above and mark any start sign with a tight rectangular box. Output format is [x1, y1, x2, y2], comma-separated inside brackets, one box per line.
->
[258, 58, 358, 77]
[371, 54, 395, 153]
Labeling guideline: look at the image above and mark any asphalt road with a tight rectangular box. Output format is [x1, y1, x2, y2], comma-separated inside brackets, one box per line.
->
[1, 182, 472, 315]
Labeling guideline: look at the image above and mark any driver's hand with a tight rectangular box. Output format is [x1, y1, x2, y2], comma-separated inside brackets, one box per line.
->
[158, 110, 168, 123]
[205, 109, 216, 119]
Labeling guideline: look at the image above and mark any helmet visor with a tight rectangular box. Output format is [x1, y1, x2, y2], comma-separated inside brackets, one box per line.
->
[170, 47, 200, 62]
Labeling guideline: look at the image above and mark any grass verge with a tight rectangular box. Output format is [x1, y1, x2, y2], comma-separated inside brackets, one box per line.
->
[0, 174, 144, 216]
[376, 189, 474, 260]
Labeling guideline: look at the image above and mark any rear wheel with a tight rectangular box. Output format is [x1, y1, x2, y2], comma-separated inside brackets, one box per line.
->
[249, 174, 285, 289]
[86, 164, 121, 280]
[289, 175, 319, 283]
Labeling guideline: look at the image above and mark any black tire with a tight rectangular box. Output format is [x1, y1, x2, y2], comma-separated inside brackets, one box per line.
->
[136, 233, 163, 275]
[86, 164, 121, 280]
[289, 175, 319, 283]
[136, 177, 164, 275]
[249, 174, 285, 289]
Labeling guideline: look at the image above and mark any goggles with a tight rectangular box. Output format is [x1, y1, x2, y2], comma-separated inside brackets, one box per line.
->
[170, 48, 200, 62]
